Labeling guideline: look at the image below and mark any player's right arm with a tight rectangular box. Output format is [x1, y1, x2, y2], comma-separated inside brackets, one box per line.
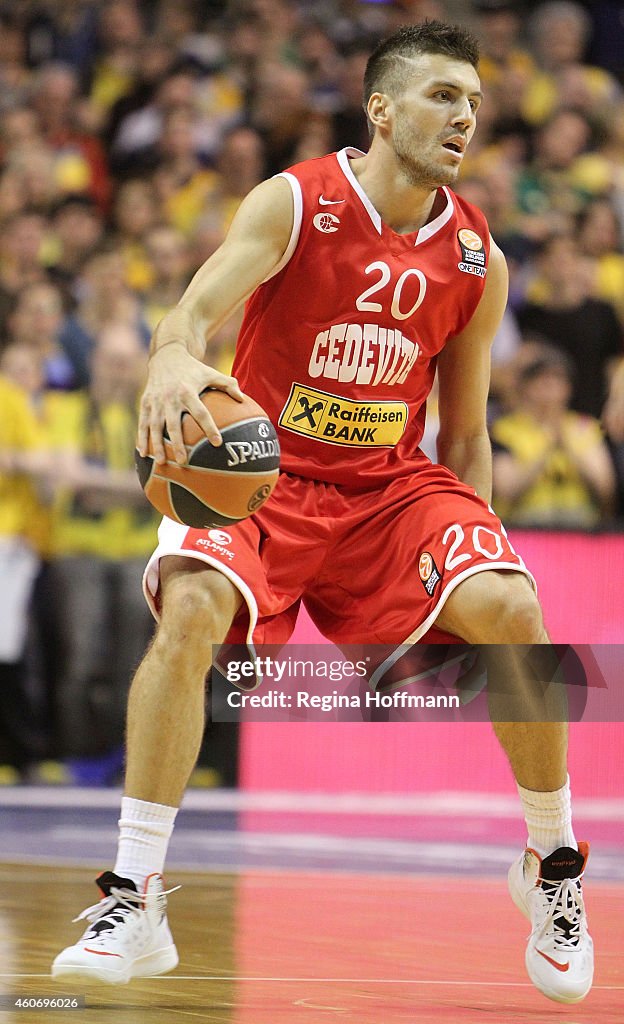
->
[138, 175, 294, 465]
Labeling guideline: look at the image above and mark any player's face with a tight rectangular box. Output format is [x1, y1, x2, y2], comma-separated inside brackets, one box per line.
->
[389, 54, 482, 189]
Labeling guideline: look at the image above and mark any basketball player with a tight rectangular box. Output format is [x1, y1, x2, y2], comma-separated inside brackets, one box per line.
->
[53, 22, 593, 1003]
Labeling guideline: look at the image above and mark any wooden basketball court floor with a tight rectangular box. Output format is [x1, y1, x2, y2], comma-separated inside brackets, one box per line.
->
[1, 789, 623, 1024]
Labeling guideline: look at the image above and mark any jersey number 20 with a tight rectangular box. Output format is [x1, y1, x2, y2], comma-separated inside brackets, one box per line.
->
[355, 261, 427, 321]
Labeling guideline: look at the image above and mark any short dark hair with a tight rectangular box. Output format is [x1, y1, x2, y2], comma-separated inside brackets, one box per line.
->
[363, 21, 480, 133]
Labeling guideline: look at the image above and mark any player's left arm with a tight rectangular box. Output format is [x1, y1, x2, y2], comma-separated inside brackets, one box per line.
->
[436, 238, 509, 503]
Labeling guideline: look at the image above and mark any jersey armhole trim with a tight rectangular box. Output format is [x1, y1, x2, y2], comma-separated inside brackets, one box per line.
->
[262, 172, 303, 283]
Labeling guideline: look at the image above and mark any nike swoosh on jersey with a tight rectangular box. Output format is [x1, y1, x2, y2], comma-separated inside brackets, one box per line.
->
[318, 195, 345, 205]
[536, 949, 570, 972]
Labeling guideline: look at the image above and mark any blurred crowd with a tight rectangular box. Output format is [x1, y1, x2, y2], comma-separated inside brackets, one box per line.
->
[1, 0, 624, 781]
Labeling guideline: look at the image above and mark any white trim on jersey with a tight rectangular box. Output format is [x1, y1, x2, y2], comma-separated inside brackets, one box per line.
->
[337, 147, 382, 234]
[336, 147, 455, 247]
[263, 171, 304, 282]
[414, 186, 455, 245]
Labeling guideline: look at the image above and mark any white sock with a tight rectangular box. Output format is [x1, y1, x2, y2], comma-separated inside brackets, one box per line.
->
[517, 774, 577, 858]
[113, 796, 178, 888]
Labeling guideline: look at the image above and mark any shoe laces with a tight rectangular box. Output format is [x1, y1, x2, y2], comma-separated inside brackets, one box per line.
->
[73, 883, 181, 937]
[539, 876, 584, 951]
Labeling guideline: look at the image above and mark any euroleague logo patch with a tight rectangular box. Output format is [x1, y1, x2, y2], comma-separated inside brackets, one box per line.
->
[418, 551, 441, 597]
[458, 228, 483, 251]
[457, 228, 487, 278]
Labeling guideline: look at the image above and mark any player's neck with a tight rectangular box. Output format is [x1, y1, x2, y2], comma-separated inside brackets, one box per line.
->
[349, 149, 440, 235]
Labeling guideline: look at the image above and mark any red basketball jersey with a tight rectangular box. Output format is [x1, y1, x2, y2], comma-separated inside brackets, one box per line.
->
[232, 147, 490, 487]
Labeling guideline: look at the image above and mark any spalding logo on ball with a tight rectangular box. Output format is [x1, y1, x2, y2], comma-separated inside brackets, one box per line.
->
[135, 389, 280, 528]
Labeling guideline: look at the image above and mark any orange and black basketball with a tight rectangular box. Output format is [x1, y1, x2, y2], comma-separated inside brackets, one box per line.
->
[135, 389, 280, 528]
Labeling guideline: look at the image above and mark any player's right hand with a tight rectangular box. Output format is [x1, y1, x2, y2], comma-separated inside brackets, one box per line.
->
[137, 342, 243, 466]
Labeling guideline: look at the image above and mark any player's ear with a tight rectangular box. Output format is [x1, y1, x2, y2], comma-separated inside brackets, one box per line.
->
[367, 92, 392, 132]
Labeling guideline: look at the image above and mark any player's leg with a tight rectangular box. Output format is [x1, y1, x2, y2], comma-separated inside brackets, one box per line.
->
[124, 556, 242, 806]
[312, 470, 593, 1005]
[52, 558, 242, 984]
[52, 477, 320, 984]
[436, 571, 593, 1004]
[436, 570, 566, 789]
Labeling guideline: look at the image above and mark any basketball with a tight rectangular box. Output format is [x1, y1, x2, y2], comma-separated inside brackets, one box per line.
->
[135, 389, 280, 528]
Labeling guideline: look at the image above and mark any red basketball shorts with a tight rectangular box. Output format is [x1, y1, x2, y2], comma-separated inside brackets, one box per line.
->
[143, 461, 535, 649]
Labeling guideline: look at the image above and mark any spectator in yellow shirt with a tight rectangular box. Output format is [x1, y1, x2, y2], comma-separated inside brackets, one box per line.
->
[44, 323, 158, 768]
[0, 374, 47, 776]
[475, 0, 536, 97]
[492, 347, 616, 528]
[142, 224, 191, 334]
[522, 1, 621, 127]
[577, 198, 624, 325]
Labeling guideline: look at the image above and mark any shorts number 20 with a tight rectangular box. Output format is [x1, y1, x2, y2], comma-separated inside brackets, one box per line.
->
[442, 523, 505, 572]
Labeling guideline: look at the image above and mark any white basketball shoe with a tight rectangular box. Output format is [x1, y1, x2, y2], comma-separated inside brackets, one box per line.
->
[508, 843, 593, 1003]
[52, 871, 179, 984]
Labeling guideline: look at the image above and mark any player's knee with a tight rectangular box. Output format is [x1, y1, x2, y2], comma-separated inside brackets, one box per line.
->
[494, 583, 544, 643]
[440, 572, 544, 643]
[155, 563, 241, 668]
